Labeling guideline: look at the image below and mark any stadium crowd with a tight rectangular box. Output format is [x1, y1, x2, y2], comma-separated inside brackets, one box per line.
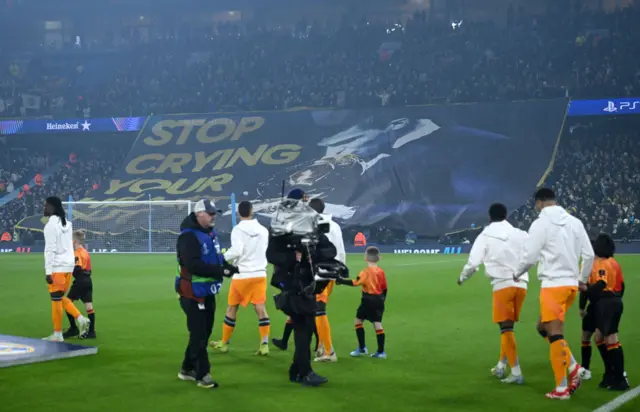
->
[509, 119, 640, 241]
[1, 5, 640, 118]
[0, 147, 126, 238]
[0, 147, 47, 194]
[1, 4, 640, 244]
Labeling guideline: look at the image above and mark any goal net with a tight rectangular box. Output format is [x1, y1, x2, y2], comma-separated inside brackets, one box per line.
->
[63, 200, 192, 253]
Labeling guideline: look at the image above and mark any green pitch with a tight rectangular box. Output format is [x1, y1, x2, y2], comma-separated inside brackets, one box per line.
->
[0, 253, 637, 412]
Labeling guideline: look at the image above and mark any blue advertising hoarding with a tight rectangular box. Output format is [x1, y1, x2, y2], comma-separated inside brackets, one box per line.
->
[4, 241, 640, 254]
[0, 116, 145, 135]
[567, 97, 640, 116]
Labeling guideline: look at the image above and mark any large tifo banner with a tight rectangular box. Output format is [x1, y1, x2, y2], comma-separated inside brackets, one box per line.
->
[70, 101, 565, 236]
[0, 97, 636, 136]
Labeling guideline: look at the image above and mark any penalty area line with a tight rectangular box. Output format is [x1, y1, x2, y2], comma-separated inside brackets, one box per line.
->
[592, 386, 640, 412]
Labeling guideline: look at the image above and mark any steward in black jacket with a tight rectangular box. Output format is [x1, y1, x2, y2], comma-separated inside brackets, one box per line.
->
[175, 199, 237, 389]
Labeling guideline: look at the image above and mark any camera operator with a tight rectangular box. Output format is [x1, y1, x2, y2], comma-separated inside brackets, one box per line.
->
[267, 197, 337, 387]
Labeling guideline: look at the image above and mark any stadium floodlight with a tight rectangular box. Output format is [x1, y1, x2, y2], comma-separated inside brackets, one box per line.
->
[63, 199, 193, 253]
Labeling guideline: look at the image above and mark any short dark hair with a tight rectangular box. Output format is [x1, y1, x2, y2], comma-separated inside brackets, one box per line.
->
[287, 188, 305, 200]
[238, 201, 252, 218]
[308, 198, 325, 214]
[593, 233, 615, 258]
[534, 188, 556, 202]
[365, 246, 380, 262]
[488, 203, 507, 222]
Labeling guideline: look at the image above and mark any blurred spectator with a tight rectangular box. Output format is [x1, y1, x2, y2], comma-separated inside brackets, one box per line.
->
[509, 118, 640, 241]
[1, 6, 640, 118]
[0, 146, 126, 236]
[2, 4, 640, 245]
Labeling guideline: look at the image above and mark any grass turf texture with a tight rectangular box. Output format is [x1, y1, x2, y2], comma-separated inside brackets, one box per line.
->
[0, 253, 638, 412]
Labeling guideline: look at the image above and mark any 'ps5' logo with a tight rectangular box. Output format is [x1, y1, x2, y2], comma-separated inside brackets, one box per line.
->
[603, 101, 640, 113]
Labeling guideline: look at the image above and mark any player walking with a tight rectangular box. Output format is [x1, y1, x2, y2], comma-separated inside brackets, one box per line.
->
[308, 198, 346, 362]
[63, 229, 97, 339]
[458, 203, 528, 384]
[43, 197, 90, 342]
[514, 188, 594, 400]
[210, 201, 271, 355]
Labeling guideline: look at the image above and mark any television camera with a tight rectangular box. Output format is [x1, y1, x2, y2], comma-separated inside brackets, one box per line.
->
[269, 198, 348, 293]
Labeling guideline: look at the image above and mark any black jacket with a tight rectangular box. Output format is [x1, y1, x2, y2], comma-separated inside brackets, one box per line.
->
[266, 233, 337, 293]
[176, 213, 225, 301]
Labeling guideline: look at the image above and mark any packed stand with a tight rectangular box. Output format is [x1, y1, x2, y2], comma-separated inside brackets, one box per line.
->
[2, 5, 640, 118]
[508, 120, 640, 241]
[0, 146, 48, 195]
[440, 118, 640, 245]
[0, 147, 127, 239]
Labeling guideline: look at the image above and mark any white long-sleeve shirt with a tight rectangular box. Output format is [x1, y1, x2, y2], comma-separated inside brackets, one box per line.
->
[324, 214, 346, 264]
[43, 215, 75, 275]
[515, 205, 594, 288]
[459, 220, 529, 291]
[224, 219, 269, 280]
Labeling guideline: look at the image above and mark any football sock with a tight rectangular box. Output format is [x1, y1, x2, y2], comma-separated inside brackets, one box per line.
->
[282, 319, 293, 344]
[596, 341, 612, 377]
[569, 351, 578, 368]
[258, 318, 270, 344]
[315, 315, 333, 354]
[620, 345, 628, 380]
[375, 328, 385, 353]
[62, 297, 81, 319]
[581, 341, 592, 370]
[222, 316, 236, 344]
[498, 343, 507, 368]
[66, 312, 77, 329]
[549, 335, 569, 389]
[355, 323, 365, 350]
[501, 328, 519, 373]
[607, 343, 625, 380]
[87, 309, 96, 333]
[51, 299, 63, 333]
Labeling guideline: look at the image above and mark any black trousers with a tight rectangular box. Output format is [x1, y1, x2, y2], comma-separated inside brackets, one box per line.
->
[180, 296, 215, 380]
[288, 312, 316, 379]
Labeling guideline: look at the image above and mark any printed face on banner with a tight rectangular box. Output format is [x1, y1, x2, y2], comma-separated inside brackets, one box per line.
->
[18, 102, 567, 236]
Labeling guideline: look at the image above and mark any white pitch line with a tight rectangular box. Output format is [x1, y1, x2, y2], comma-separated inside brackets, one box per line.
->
[592, 386, 640, 412]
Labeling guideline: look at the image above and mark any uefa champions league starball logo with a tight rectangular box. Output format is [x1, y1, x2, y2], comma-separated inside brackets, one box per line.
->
[0, 342, 35, 355]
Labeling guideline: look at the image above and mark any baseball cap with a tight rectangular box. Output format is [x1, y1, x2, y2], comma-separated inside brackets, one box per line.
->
[194, 199, 222, 215]
[287, 188, 305, 200]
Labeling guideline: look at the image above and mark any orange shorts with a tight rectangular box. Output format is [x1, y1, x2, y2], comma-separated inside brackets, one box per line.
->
[228, 277, 267, 307]
[47, 273, 73, 294]
[316, 280, 335, 303]
[540, 286, 578, 323]
[492, 287, 527, 323]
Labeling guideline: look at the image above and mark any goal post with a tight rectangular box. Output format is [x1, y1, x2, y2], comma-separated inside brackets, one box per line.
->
[63, 198, 193, 253]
